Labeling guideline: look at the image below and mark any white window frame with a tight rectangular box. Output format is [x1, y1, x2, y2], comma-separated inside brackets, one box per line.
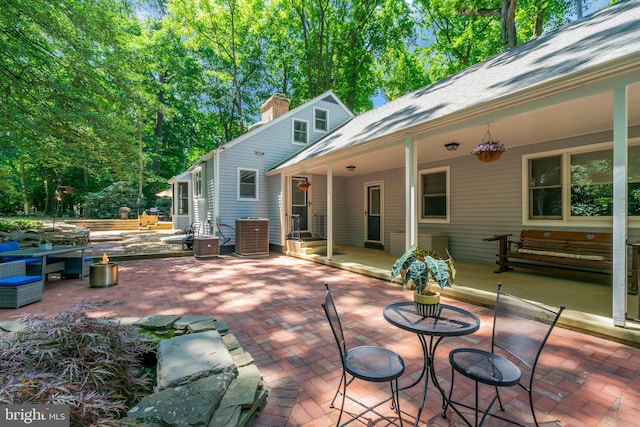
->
[292, 119, 309, 145]
[193, 168, 202, 197]
[178, 182, 189, 215]
[522, 138, 640, 227]
[418, 166, 450, 224]
[237, 168, 259, 201]
[313, 107, 328, 132]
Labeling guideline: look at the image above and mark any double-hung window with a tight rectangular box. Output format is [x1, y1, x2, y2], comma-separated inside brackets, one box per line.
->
[526, 141, 640, 223]
[193, 169, 202, 197]
[238, 168, 259, 201]
[314, 108, 328, 132]
[419, 167, 449, 222]
[293, 119, 308, 145]
[178, 182, 189, 215]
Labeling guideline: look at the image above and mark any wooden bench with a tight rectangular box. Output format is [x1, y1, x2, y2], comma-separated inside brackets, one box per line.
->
[484, 230, 638, 294]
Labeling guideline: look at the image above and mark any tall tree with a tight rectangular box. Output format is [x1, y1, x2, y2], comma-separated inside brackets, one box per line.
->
[167, 0, 270, 137]
[0, 0, 148, 212]
[414, 0, 574, 82]
[280, 0, 415, 112]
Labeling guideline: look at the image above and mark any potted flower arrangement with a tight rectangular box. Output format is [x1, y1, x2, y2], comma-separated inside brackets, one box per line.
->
[471, 140, 507, 162]
[297, 179, 311, 191]
[391, 245, 455, 317]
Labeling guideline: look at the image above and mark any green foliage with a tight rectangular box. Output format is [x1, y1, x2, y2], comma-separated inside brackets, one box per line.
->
[391, 245, 454, 294]
[85, 182, 141, 219]
[0, 302, 153, 426]
[0, 0, 605, 214]
[0, 219, 45, 233]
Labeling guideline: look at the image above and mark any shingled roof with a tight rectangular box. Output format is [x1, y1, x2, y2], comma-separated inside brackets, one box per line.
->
[270, 0, 640, 171]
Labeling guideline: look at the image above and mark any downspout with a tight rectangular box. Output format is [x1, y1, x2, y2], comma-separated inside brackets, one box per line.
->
[612, 85, 628, 327]
[405, 133, 418, 249]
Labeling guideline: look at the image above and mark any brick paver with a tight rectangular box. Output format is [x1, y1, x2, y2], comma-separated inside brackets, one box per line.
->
[1, 254, 639, 426]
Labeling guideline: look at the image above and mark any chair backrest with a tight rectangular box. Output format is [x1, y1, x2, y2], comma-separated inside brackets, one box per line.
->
[322, 283, 347, 362]
[492, 283, 565, 371]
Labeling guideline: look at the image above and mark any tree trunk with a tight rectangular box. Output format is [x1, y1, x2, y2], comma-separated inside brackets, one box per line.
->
[19, 161, 30, 215]
[501, 0, 518, 48]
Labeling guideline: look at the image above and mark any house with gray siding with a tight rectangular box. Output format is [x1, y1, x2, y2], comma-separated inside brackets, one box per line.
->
[168, 91, 354, 249]
[266, 0, 640, 328]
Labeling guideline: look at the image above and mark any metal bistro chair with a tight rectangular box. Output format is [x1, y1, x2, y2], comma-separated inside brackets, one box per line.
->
[322, 283, 405, 427]
[445, 283, 565, 426]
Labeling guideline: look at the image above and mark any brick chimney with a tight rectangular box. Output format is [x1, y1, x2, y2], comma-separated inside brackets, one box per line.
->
[260, 93, 290, 124]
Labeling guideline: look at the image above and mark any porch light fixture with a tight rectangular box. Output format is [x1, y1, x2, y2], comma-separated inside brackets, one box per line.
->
[444, 142, 460, 151]
[346, 165, 356, 171]
[255, 151, 265, 156]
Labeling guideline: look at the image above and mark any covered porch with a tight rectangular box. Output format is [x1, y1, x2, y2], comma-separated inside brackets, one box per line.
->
[285, 244, 640, 346]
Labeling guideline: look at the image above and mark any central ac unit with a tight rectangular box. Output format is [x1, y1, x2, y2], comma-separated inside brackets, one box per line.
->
[235, 218, 269, 256]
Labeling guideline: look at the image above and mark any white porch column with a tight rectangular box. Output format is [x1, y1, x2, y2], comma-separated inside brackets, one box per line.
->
[405, 134, 418, 249]
[612, 85, 628, 327]
[326, 164, 333, 260]
[214, 152, 221, 224]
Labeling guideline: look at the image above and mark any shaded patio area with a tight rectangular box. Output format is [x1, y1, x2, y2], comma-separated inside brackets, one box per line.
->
[290, 245, 640, 346]
[2, 253, 640, 426]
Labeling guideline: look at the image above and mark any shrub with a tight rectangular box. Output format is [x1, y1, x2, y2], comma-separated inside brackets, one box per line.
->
[0, 302, 154, 426]
[85, 182, 141, 219]
[0, 218, 45, 233]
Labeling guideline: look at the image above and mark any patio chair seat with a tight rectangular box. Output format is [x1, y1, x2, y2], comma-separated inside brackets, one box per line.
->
[345, 346, 405, 382]
[0, 275, 41, 286]
[449, 348, 521, 387]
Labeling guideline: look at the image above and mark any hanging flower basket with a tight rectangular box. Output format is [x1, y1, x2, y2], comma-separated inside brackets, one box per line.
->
[471, 126, 507, 162]
[474, 149, 503, 162]
[297, 179, 311, 191]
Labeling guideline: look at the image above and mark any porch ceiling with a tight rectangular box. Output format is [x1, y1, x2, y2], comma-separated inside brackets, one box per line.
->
[305, 83, 640, 177]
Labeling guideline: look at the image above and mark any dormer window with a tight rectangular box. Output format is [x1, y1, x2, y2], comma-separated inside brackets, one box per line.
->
[314, 108, 328, 132]
[293, 119, 308, 145]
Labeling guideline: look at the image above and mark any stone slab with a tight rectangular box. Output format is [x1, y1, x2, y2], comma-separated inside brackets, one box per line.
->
[187, 319, 218, 333]
[222, 333, 241, 351]
[156, 330, 236, 390]
[232, 352, 254, 368]
[127, 372, 235, 426]
[218, 364, 261, 409]
[134, 315, 181, 330]
[174, 315, 213, 330]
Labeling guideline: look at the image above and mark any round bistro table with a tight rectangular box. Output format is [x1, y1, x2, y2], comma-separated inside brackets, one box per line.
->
[383, 302, 480, 426]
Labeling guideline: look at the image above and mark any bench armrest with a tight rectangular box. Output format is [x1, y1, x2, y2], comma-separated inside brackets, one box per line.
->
[484, 234, 518, 254]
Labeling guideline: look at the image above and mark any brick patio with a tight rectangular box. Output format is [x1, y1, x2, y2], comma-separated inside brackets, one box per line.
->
[1, 254, 640, 426]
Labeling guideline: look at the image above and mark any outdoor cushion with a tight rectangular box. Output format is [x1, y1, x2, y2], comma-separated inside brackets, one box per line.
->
[0, 275, 41, 287]
[516, 248, 606, 261]
[0, 241, 41, 265]
[2, 257, 40, 264]
[0, 241, 20, 253]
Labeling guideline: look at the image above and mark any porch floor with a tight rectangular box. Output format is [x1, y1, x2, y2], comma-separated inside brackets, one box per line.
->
[288, 245, 640, 347]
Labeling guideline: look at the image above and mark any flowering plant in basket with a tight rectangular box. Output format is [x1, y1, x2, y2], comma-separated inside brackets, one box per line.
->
[296, 179, 311, 190]
[470, 140, 507, 155]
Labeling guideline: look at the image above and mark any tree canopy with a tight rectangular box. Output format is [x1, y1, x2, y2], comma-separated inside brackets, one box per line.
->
[0, 0, 609, 216]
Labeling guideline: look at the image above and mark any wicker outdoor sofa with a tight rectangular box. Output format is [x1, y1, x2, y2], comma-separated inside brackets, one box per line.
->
[0, 260, 44, 308]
